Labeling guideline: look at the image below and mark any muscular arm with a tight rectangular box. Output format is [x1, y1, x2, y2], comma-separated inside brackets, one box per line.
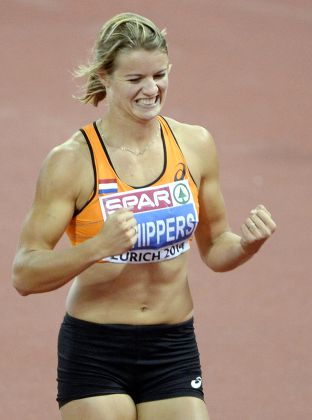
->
[193, 128, 276, 272]
[12, 139, 137, 295]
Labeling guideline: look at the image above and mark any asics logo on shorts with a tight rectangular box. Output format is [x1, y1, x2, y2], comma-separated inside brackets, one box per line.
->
[191, 376, 202, 389]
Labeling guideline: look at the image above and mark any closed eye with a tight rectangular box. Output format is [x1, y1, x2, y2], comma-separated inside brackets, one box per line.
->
[127, 72, 167, 84]
[127, 78, 142, 83]
[154, 72, 167, 79]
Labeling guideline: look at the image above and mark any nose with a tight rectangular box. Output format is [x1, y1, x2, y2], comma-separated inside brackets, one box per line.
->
[142, 77, 158, 95]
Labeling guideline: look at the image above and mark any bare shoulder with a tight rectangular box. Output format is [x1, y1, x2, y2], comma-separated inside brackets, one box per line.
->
[37, 130, 92, 200]
[44, 130, 88, 171]
[164, 116, 214, 148]
[163, 116, 218, 179]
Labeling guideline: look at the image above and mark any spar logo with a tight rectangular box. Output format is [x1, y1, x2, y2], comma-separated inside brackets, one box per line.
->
[101, 185, 173, 218]
[173, 183, 190, 205]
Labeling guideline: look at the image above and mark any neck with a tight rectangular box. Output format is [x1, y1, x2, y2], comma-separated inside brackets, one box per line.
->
[100, 112, 160, 147]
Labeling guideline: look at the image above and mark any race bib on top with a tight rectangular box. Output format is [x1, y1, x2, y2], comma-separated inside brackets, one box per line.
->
[99, 180, 198, 263]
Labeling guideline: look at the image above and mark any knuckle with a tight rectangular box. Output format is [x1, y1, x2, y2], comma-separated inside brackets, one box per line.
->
[121, 221, 129, 231]
[115, 213, 123, 222]
[258, 232, 267, 240]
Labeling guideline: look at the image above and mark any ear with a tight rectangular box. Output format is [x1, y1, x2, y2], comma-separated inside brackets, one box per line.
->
[97, 69, 110, 87]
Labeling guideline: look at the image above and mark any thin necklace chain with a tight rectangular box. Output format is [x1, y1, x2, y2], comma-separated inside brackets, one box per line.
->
[97, 120, 156, 157]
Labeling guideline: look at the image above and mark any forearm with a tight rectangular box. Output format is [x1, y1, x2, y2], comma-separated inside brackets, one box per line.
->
[203, 231, 256, 272]
[12, 237, 104, 295]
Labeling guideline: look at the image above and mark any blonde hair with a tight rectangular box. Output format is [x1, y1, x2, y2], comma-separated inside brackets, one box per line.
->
[74, 12, 168, 106]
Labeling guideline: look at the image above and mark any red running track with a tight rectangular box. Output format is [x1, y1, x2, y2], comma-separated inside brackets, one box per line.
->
[1, 1, 311, 419]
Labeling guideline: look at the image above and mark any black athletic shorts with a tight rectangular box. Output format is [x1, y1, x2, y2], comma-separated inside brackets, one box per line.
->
[57, 313, 204, 408]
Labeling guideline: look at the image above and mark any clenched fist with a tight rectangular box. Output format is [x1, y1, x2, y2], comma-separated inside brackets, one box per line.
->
[240, 204, 276, 255]
[97, 208, 138, 258]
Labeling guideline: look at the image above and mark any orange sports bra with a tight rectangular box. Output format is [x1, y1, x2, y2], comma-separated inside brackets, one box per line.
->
[66, 116, 199, 264]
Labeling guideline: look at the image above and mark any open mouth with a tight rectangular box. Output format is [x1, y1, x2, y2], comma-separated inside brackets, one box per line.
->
[135, 95, 159, 106]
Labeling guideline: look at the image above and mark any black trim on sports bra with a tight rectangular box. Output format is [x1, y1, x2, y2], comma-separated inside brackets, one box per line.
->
[73, 129, 97, 216]
[93, 121, 167, 189]
[159, 116, 198, 189]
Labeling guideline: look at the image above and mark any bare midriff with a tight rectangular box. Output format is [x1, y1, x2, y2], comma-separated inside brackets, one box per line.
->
[65, 252, 194, 325]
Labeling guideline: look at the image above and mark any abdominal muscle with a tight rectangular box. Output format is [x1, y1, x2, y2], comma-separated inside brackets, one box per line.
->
[65, 252, 194, 325]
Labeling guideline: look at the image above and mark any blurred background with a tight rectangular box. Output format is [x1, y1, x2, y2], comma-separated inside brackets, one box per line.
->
[1, 1, 311, 419]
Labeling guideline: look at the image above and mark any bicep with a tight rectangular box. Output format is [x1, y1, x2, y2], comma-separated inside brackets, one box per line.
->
[18, 198, 74, 252]
[16, 146, 80, 253]
[195, 179, 229, 250]
[194, 132, 230, 256]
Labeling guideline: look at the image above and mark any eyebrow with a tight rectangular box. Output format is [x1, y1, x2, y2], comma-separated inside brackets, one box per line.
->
[124, 68, 168, 77]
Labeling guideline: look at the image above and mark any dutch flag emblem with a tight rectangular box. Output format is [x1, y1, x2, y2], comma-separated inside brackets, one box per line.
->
[98, 178, 118, 194]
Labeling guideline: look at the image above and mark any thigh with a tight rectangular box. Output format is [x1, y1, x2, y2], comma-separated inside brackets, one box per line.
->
[60, 394, 137, 420]
[135, 318, 204, 404]
[137, 397, 210, 420]
[57, 314, 137, 407]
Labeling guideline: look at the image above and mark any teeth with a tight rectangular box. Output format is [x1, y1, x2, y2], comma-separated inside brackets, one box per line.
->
[136, 97, 158, 105]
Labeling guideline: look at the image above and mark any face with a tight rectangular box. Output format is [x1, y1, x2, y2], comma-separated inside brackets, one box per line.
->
[103, 49, 170, 122]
